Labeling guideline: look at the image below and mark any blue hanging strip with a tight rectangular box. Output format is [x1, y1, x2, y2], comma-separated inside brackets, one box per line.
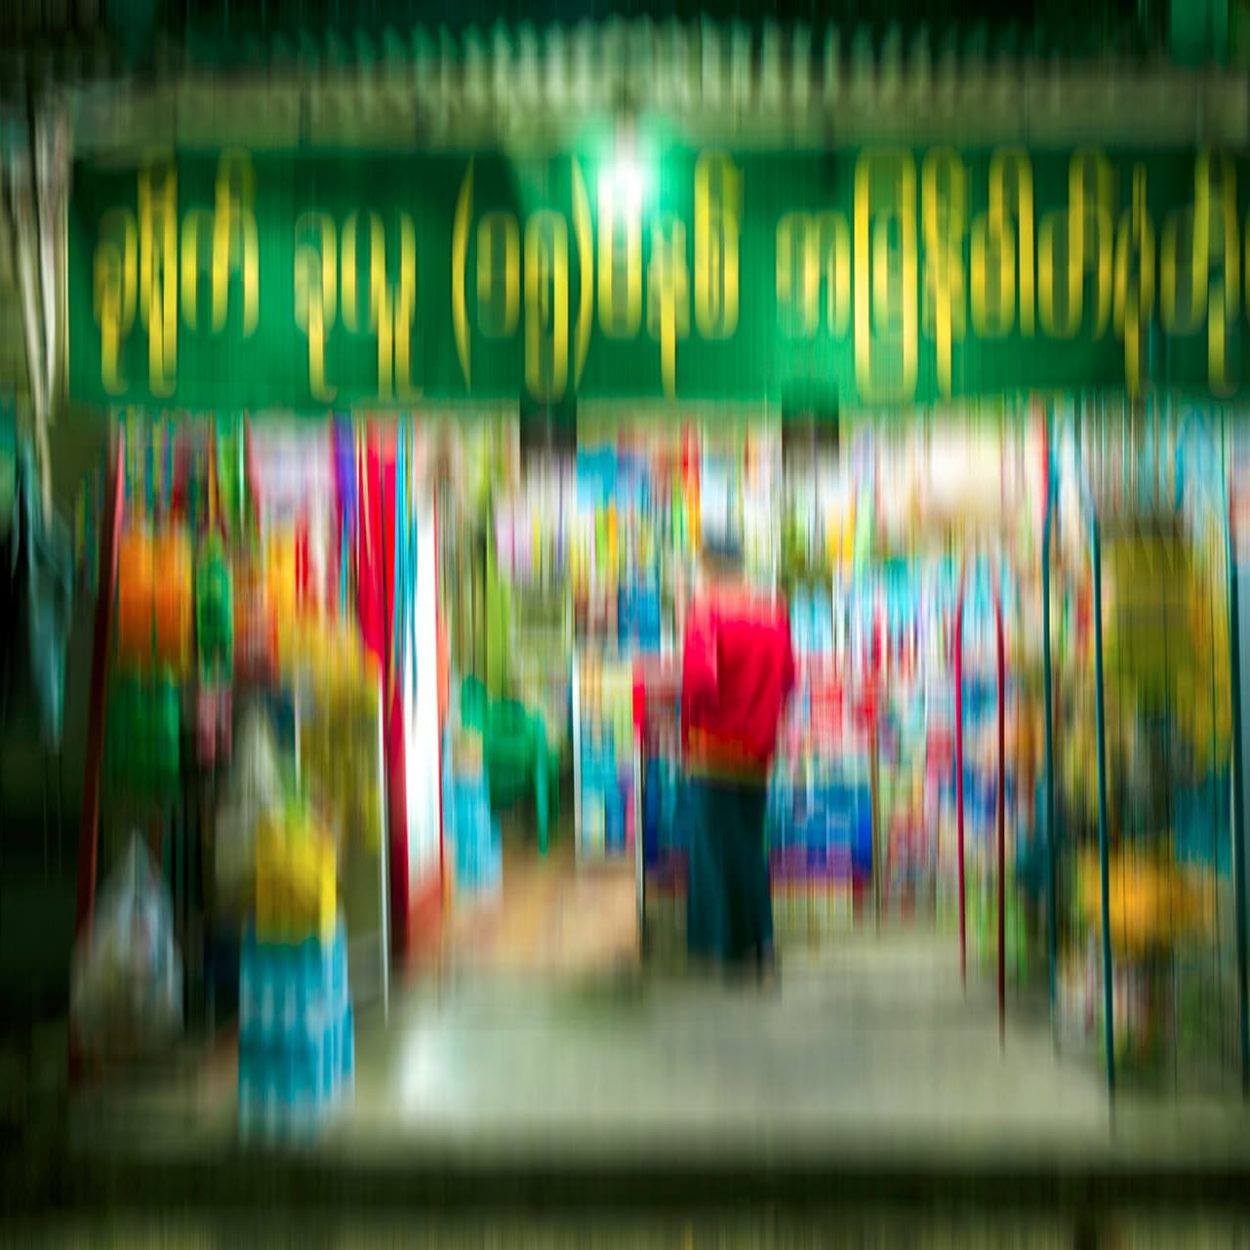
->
[117, 409, 129, 509]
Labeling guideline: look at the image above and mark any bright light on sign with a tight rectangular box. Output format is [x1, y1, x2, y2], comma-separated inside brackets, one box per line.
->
[598, 153, 647, 215]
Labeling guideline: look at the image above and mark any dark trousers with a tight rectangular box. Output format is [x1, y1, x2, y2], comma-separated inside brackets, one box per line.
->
[686, 777, 774, 967]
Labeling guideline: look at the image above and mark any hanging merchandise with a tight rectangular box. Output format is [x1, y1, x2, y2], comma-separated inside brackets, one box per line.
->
[572, 419, 781, 874]
[104, 672, 181, 802]
[459, 673, 553, 852]
[575, 655, 637, 862]
[152, 526, 193, 673]
[394, 425, 443, 900]
[233, 559, 277, 683]
[1, 434, 74, 747]
[195, 527, 234, 768]
[78, 411, 400, 1067]
[196, 528, 235, 680]
[116, 523, 154, 668]
[443, 725, 502, 900]
[179, 424, 235, 773]
[495, 455, 576, 771]
[298, 623, 385, 855]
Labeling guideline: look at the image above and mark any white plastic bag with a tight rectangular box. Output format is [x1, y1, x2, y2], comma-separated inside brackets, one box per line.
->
[214, 706, 284, 915]
[70, 835, 183, 1059]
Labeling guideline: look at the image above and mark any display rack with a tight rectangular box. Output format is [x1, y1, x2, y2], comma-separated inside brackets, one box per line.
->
[74, 414, 393, 1069]
[1046, 400, 1249, 1099]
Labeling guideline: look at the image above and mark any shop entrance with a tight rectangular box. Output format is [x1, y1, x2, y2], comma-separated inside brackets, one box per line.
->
[425, 403, 1046, 998]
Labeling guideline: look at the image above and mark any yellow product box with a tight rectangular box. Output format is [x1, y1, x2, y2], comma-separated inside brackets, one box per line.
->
[254, 810, 338, 944]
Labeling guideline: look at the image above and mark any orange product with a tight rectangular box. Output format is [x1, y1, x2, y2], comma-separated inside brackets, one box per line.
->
[1077, 848, 1208, 955]
[151, 528, 192, 672]
[265, 527, 299, 626]
[116, 527, 155, 667]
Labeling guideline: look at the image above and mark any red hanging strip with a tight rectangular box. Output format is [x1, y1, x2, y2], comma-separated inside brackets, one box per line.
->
[75, 425, 127, 944]
[295, 512, 311, 614]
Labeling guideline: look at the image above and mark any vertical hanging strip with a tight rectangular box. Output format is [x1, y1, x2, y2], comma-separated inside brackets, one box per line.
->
[359, 421, 373, 575]
[995, 562, 1007, 1043]
[404, 423, 417, 663]
[163, 416, 174, 522]
[144, 416, 156, 525]
[131, 410, 141, 515]
[340, 509, 351, 621]
[207, 421, 219, 538]
[390, 417, 407, 704]
[237, 414, 248, 540]
[183, 421, 197, 533]
[355, 421, 370, 647]
[1226, 421, 1250, 1100]
[336, 416, 356, 626]
[250, 416, 263, 545]
[409, 423, 419, 671]
[75, 423, 127, 946]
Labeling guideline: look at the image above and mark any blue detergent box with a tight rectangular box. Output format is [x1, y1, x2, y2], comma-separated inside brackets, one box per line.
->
[238, 1002, 354, 1142]
[239, 923, 348, 1052]
[238, 923, 354, 1141]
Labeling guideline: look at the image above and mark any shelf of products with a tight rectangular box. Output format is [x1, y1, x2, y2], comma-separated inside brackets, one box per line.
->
[73, 413, 418, 1128]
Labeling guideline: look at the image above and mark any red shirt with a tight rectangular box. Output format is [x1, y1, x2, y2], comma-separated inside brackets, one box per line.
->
[681, 587, 796, 783]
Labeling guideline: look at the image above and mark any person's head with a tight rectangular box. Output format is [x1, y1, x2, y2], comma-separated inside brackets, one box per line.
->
[700, 531, 745, 586]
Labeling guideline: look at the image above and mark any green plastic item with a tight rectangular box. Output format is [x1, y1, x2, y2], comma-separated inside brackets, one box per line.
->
[195, 532, 234, 677]
[152, 675, 181, 797]
[459, 675, 557, 853]
[483, 544, 512, 700]
[104, 674, 181, 801]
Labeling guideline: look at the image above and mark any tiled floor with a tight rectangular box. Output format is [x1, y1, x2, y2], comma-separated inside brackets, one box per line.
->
[432, 841, 638, 977]
[67, 928, 1250, 1177]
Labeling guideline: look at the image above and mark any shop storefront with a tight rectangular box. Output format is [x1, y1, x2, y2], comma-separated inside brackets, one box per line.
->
[59, 26, 1250, 1127]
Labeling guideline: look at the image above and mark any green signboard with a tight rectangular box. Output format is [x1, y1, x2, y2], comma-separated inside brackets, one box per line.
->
[68, 145, 1244, 411]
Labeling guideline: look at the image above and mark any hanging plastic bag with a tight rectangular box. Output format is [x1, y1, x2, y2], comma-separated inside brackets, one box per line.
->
[214, 706, 284, 917]
[70, 834, 183, 1060]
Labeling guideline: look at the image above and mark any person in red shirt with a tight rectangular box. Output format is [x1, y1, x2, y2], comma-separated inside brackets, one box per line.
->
[681, 532, 795, 984]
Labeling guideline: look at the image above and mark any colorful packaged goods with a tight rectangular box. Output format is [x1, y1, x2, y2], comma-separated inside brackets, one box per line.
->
[576, 659, 636, 861]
